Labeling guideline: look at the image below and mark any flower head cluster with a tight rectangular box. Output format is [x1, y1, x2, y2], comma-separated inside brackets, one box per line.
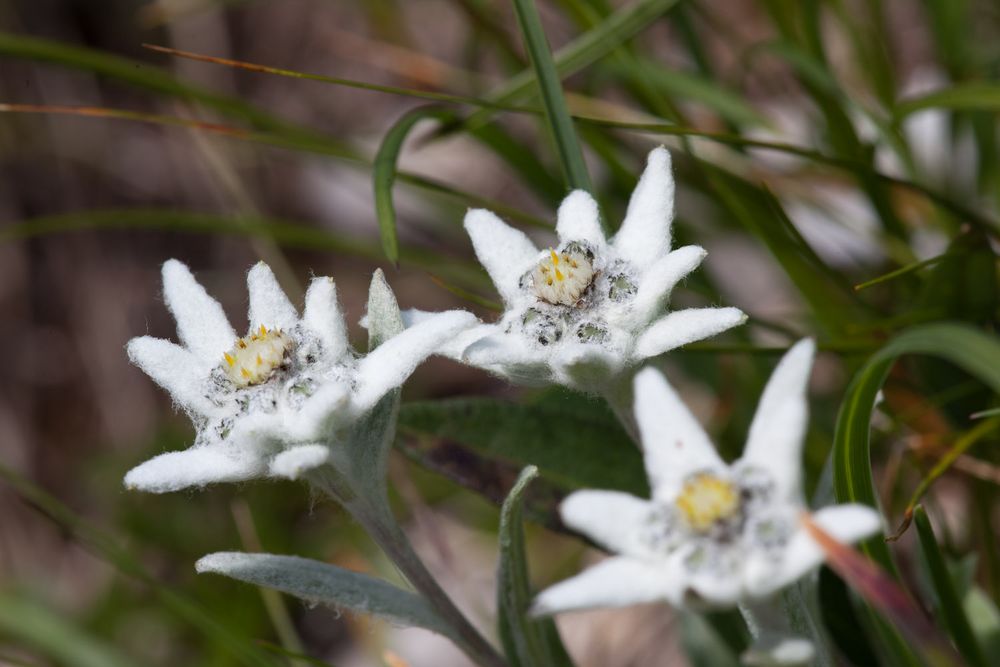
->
[435, 147, 746, 388]
[125, 260, 475, 493]
[533, 340, 882, 612]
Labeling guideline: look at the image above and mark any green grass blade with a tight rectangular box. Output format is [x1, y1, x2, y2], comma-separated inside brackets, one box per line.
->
[612, 59, 769, 127]
[914, 506, 989, 667]
[833, 323, 1000, 571]
[510, 0, 591, 191]
[895, 82, 1000, 119]
[0, 32, 349, 152]
[497, 466, 574, 667]
[374, 106, 456, 266]
[142, 43, 532, 112]
[0, 208, 486, 287]
[464, 0, 681, 128]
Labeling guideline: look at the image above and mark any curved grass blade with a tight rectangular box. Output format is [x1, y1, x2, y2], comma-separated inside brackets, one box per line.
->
[914, 506, 989, 667]
[374, 106, 456, 265]
[510, 0, 591, 192]
[895, 83, 1000, 120]
[497, 466, 573, 667]
[832, 323, 1000, 572]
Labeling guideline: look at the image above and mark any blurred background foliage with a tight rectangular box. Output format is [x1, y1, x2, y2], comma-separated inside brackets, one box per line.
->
[1, 0, 999, 665]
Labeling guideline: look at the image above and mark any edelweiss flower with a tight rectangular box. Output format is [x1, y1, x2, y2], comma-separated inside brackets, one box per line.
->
[452, 147, 746, 387]
[125, 260, 475, 493]
[533, 340, 882, 612]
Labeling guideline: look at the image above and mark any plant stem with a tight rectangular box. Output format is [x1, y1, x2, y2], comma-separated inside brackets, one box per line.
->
[310, 467, 508, 667]
[599, 369, 640, 444]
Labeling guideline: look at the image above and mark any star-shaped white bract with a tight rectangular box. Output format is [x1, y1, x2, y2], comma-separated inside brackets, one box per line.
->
[454, 146, 746, 388]
[125, 260, 475, 493]
[533, 339, 882, 613]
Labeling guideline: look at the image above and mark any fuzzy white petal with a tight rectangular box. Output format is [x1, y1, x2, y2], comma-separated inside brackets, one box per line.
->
[556, 190, 607, 249]
[550, 343, 625, 389]
[464, 208, 539, 305]
[353, 310, 477, 412]
[613, 147, 675, 270]
[288, 383, 352, 440]
[302, 276, 348, 357]
[532, 556, 683, 615]
[461, 333, 553, 385]
[687, 569, 744, 607]
[127, 336, 213, 414]
[124, 446, 266, 493]
[634, 307, 747, 359]
[744, 504, 882, 598]
[628, 246, 707, 327]
[560, 490, 653, 558]
[269, 444, 330, 480]
[161, 259, 236, 363]
[247, 262, 299, 332]
[633, 367, 724, 499]
[740, 339, 815, 501]
[398, 309, 494, 361]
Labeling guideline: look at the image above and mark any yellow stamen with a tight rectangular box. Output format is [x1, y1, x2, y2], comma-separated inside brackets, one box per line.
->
[256, 354, 263, 366]
[675, 474, 739, 532]
[550, 249, 559, 265]
[554, 267, 564, 281]
[240, 367, 252, 379]
[224, 352, 235, 367]
[260, 324, 268, 336]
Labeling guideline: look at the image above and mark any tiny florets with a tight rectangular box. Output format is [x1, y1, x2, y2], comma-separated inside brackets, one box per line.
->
[531, 246, 595, 306]
[222, 325, 292, 387]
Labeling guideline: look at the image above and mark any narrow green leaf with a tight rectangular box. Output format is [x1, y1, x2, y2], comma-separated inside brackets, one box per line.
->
[196, 552, 457, 642]
[397, 393, 648, 495]
[510, 0, 591, 191]
[895, 83, 1000, 120]
[464, 0, 681, 128]
[497, 467, 573, 667]
[374, 106, 456, 265]
[914, 506, 989, 667]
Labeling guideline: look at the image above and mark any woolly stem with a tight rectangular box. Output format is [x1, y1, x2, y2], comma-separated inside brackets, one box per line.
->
[310, 466, 507, 667]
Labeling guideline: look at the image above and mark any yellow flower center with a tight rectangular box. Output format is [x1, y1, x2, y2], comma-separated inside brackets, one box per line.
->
[222, 324, 292, 387]
[531, 247, 594, 306]
[675, 474, 740, 532]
